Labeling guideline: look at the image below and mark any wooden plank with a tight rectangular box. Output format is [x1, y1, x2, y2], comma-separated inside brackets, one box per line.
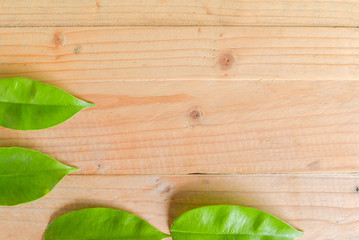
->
[1, 80, 359, 174]
[0, 0, 358, 27]
[0, 174, 358, 239]
[1, 27, 359, 81]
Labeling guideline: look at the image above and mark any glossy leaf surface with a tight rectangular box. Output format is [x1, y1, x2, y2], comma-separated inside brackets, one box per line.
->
[0, 147, 78, 206]
[0, 77, 94, 130]
[171, 205, 303, 240]
[44, 208, 170, 240]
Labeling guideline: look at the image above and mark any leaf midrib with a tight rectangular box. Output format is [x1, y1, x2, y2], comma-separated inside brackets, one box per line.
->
[0, 169, 74, 177]
[171, 229, 298, 238]
[0, 99, 86, 108]
[45, 235, 167, 240]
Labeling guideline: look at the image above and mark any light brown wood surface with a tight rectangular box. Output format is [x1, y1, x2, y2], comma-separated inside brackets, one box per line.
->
[1, 1, 359, 239]
[1, 81, 359, 174]
[0, 0, 359, 27]
[1, 174, 358, 240]
[1, 27, 359, 81]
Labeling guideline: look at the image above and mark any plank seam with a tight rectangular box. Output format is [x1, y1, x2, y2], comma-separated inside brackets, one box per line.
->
[0, 25, 358, 28]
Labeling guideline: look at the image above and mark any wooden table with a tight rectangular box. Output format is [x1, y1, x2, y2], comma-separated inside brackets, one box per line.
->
[0, 1, 358, 239]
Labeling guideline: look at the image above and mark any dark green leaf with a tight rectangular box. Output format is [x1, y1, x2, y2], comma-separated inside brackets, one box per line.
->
[44, 208, 170, 240]
[0, 147, 78, 206]
[0, 77, 94, 130]
[171, 205, 304, 240]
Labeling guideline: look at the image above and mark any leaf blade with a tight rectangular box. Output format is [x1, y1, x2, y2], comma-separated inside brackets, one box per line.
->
[44, 208, 170, 240]
[0, 147, 78, 206]
[171, 205, 303, 240]
[0, 77, 94, 130]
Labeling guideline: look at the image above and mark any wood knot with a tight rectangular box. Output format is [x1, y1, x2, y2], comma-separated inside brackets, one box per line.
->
[188, 108, 204, 122]
[73, 45, 82, 54]
[162, 186, 172, 193]
[306, 160, 320, 170]
[218, 52, 235, 70]
[53, 32, 65, 48]
[155, 180, 175, 194]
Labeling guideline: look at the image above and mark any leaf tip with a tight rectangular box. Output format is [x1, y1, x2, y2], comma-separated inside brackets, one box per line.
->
[160, 231, 171, 239]
[69, 167, 80, 173]
[88, 102, 96, 108]
[83, 101, 96, 109]
[296, 230, 305, 237]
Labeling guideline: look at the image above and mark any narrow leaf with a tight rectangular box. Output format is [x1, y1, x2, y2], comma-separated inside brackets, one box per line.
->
[0, 147, 78, 206]
[44, 208, 170, 240]
[171, 205, 304, 240]
[0, 77, 94, 130]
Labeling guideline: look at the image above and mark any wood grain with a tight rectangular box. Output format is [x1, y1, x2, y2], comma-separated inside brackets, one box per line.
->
[0, 0, 358, 27]
[0, 174, 358, 239]
[1, 2, 358, 240]
[1, 27, 359, 81]
[1, 80, 359, 174]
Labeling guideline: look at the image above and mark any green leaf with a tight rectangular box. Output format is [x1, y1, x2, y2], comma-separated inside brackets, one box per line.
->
[0, 147, 78, 206]
[44, 208, 170, 240]
[171, 205, 304, 240]
[0, 77, 94, 130]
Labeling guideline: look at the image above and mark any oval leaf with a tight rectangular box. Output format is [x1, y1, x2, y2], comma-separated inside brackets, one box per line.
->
[0, 147, 78, 206]
[44, 208, 170, 240]
[0, 77, 94, 130]
[171, 205, 303, 240]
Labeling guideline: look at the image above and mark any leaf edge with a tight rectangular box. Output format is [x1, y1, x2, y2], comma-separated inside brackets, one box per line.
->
[0, 147, 79, 206]
[44, 208, 171, 240]
[170, 205, 304, 239]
